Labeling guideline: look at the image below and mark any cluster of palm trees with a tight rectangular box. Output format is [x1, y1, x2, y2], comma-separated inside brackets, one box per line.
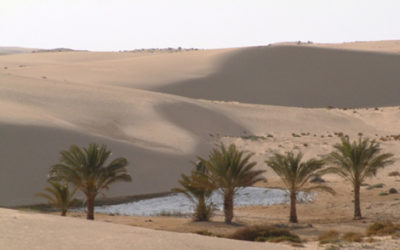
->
[37, 144, 132, 220]
[175, 136, 395, 224]
[38, 136, 394, 224]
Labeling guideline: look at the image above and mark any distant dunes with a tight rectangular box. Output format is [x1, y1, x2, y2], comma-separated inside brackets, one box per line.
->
[155, 45, 400, 108]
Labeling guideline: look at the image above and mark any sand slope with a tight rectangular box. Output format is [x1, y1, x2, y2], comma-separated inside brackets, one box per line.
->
[0, 208, 290, 250]
[1, 41, 400, 206]
[157, 46, 400, 108]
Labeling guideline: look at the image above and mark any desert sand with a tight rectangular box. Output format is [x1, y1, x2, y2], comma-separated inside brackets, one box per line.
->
[1, 40, 400, 249]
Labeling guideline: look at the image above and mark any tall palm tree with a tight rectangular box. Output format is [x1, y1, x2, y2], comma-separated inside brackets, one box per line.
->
[324, 137, 394, 220]
[49, 143, 132, 220]
[36, 181, 79, 216]
[172, 161, 215, 221]
[199, 144, 266, 224]
[265, 152, 335, 223]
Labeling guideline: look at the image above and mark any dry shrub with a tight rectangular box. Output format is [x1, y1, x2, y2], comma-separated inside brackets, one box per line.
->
[388, 171, 400, 177]
[318, 230, 340, 244]
[366, 222, 400, 236]
[195, 230, 224, 238]
[342, 232, 364, 242]
[230, 225, 301, 243]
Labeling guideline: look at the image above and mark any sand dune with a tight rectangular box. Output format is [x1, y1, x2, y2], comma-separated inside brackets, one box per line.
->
[1, 41, 400, 108]
[157, 46, 400, 108]
[1, 41, 400, 207]
[0, 208, 289, 250]
[0, 47, 38, 55]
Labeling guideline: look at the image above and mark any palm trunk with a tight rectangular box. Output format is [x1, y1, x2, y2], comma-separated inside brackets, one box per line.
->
[289, 191, 298, 223]
[353, 183, 362, 220]
[196, 194, 207, 221]
[223, 189, 234, 224]
[87, 194, 95, 220]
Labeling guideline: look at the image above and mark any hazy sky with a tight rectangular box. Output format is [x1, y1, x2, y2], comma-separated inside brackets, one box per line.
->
[1, 0, 399, 51]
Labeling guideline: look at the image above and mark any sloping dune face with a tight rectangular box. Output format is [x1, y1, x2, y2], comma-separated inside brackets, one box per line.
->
[157, 46, 400, 108]
[0, 41, 400, 206]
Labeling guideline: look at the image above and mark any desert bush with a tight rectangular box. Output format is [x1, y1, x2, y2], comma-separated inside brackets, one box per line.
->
[194, 230, 224, 238]
[158, 211, 188, 217]
[241, 135, 266, 141]
[342, 232, 363, 242]
[379, 192, 389, 196]
[389, 188, 398, 194]
[318, 230, 340, 244]
[366, 222, 400, 236]
[230, 225, 301, 243]
[367, 183, 384, 190]
[388, 171, 400, 177]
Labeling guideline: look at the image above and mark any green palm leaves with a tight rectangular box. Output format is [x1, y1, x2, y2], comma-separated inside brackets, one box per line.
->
[200, 144, 266, 224]
[35, 181, 79, 216]
[266, 152, 334, 223]
[173, 162, 215, 221]
[49, 143, 132, 220]
[324, 137, 394, 219]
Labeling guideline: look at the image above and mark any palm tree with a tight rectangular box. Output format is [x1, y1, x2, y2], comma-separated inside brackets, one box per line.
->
[36, 181, 79, 216]
[265, 151, 335, 223]
[49, 143, 132, 220]
[172, 161, 215, 221]
[324, 137, 394, 220]
[199, 144, 266, 224]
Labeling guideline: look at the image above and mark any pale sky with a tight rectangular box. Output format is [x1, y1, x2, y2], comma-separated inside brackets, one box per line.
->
[1, 0, 399, 51]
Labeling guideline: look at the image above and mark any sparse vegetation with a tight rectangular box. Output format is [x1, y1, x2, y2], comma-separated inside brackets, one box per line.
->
[367, 183, 384, 190]
[342, 232, 364, 242]
[389, 188, 398, 194]
[318, 230, 340, 244]
[157, 211, 189, 217]
[366, 222, 400, 236]
[194, 230, 224, 238]
[230, 225, 301, 243]
[389, 171, 400, 177]
[241, 135, 266, 141]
